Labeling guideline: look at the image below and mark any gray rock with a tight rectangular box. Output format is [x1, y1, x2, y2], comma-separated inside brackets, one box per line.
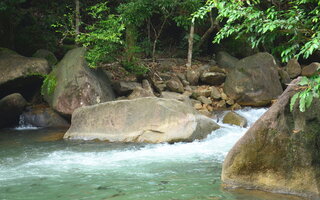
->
[200, 71, 226, 86]
[211, 87, 221, 100]
[217, 100, 226, 109]
[112, 81, 141, 96]
[64, 97, 220, 143]
[33, 49, 58, 67]
[216, 51, 239, 70]
[197, 96, 212, 105]
[285, 58, 301, 78]
[301, 62, 320, 77]
[222, 78, 320, 199]
[0, 93, 27, 128]
[222, 111, 247, 127]
[21, 105, 69, 128]
[128, 87, 154, 99]
[161, 91, 192, 106]
[44, 48, 115, 116]
[0, 52, 49, 87]
[278, 68, 291, 88]
[186, 70, 200, 85]
[166, 78, 184, 93]
[223, 52, 283, 106]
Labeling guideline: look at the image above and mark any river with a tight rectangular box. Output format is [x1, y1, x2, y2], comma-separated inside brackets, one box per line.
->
[0, 108, 304, 200]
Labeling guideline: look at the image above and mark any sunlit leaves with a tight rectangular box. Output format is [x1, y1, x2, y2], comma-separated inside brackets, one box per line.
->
[195, 0, 320, 63]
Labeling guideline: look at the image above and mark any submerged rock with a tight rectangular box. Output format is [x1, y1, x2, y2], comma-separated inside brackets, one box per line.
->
[0, 93, 27, 128]
[222, 111, 247, 127]
[222, 78, 320, 199]
[64, 97, 220, 143]
[44, 48, 115, 116]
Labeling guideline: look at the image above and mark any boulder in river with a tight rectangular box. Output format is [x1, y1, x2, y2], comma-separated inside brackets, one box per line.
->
[222, 111, 247, 127]
[223, 52, 283, 106]
[21, 105, 70, 128]
[222, 78, 320, 199]
[0, 93, 27, 128]
[64, 97, 220, 143]
[44, 48, 115, 116]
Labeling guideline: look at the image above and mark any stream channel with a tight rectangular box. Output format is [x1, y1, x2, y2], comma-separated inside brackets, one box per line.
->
[0, 108, 304, 200]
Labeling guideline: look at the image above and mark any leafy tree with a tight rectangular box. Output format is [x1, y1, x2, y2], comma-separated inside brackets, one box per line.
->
[76, 2, 124, 67]
[194, 0, 320, 62]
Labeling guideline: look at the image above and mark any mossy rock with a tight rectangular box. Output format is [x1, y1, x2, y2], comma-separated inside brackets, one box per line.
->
[222, 78, 320, 199]
[33, 49, 58, 67]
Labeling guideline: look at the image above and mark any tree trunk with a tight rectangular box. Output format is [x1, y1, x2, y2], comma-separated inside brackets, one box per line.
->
[186, 21, 195, 67]
[151, 16, 168, 63]
[195, 11, 220, 51]
[75, 0, 80, 35]
[125, 23, 137, 62]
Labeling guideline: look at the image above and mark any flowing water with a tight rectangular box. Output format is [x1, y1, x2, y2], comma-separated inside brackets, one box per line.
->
[0, 108, 305, 200]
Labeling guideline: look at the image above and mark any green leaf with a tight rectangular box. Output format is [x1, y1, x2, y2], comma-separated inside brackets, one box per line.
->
[290, 93, 299, 112]
[298, 77, 309, 86]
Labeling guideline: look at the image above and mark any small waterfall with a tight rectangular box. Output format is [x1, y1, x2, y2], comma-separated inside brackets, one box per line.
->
[14, 114, 38, 130]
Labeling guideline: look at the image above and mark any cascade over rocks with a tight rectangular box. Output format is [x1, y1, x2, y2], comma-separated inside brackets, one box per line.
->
[0, 93, 27, 128]
[223, 52, 283, 106]
[64, 97, 220, 143]
[44, 48, 115, 116]
[21, 105, 70, 128]
[222, 78, 320, 199]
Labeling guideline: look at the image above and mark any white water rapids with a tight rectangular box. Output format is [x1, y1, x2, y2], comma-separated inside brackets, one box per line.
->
[2, 108, 286, 200]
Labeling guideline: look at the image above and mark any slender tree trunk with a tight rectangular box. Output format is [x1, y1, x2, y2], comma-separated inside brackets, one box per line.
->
[75, 0, 80, 35]
[186, 21, 195, 67]
[151, 16, 168, 62]
[147, 18, 151, 58]
[195, 11, 220, 51]
[125, 23, 137, 62]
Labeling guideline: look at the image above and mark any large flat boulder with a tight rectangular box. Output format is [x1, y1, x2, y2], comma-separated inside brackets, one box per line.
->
[0, 53, 49, 86]
[64, 97, 220, 143]
[223, 52, 283, 106]
[44, 48, 115, 116]
[222, 78, 320, 199]
[0, 52, 49, 100]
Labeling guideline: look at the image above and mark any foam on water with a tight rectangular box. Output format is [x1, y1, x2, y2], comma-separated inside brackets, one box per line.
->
[14, 115, 39, 130]
[0, 108, 267, 182]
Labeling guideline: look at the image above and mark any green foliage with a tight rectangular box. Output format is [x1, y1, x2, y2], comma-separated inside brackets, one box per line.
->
[121, 58, 149, 75]
[194, 0, 320, 62]
[51, 5, 77, 44]
[76, 2, 125, 68]
[290, 75, 320, 112]
[0, 0, 25, 11]
[41, 74, 57, 96]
